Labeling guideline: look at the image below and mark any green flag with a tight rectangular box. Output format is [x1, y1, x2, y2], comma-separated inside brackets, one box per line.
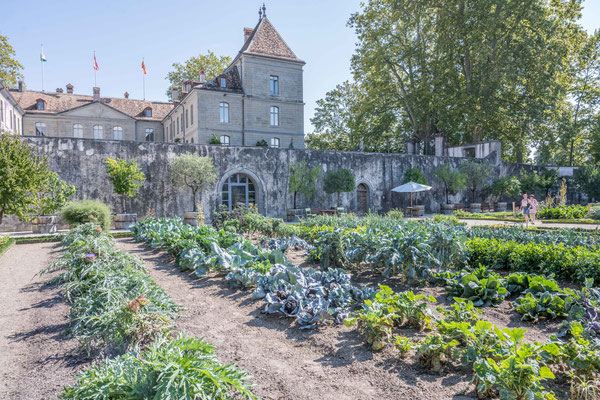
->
[40, 46, 47, 62]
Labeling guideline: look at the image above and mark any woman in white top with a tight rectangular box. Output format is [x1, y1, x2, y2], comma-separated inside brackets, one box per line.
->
[529, 194, 538, 224]
[520, 193, 530, 225]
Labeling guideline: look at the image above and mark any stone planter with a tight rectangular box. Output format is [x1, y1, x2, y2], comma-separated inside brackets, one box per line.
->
[114, 213, 137, 230]
[183, 211, 198, 226]
[470, 203, 482, 213]
[441, 204, 455, 215]
[286, 208, 304, 222]
[496, 202, 508, 212]
[32, 215, 58, 234]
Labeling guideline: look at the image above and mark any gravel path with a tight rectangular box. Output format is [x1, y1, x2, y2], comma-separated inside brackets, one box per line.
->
[117, 238, 476, 400]
[0, 242, 87, 400]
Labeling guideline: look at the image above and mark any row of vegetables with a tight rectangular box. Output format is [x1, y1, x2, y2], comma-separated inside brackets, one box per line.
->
[45, 224, 257, 399]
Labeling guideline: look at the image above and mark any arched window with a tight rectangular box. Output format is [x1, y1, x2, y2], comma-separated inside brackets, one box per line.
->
[73, 124, 83, 138]
[93, 125, 103, 139]
[220, 102, 229, 123]
[270, 137, 280, 148]
[221, 173, 256, 211]
[219, 135, 230, 146]
[144, 107, 152, 118]
[113, 126, 123, 140]
[270, 106, 279, 126]
[35, 122, 46, 136]
[145, 128, 154, 142]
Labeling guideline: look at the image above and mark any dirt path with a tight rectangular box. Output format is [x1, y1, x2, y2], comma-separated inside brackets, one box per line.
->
[118, 238, 477, 400]
[0, 242, 87, 400]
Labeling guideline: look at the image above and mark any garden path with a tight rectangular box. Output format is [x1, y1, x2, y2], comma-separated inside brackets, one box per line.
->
[117, 238, 475, 400]
[0, 242, 87, 399]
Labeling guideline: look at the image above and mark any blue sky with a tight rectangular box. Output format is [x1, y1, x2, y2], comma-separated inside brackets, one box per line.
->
[1, 0, 598, 132]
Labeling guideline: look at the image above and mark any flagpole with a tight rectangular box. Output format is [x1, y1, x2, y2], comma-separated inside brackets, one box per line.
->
[93, 51, 97, 87]
[41, 44, 45, 92]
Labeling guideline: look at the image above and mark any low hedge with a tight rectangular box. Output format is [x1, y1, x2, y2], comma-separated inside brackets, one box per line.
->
[0, 236, 16, 257]
[61, 200, 112, 231]
[466, 237, 600, 285]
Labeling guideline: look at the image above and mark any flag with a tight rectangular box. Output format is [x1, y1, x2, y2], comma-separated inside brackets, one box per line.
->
[141, 59, 147, 74]
[40, 46, 47, 62]
[93, 53, 99, 71]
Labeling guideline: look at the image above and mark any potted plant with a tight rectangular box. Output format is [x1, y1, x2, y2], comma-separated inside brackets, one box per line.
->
[459, 161, 494, 213]
[287, 161, 321, 221]
[171, 153, 217, 225]
[324, 168, 355, 208]
[105, 157, 145, 229]
[490, 176, 521, 211]
[32, 172, 76, 233]
[433, 164, 466, 214]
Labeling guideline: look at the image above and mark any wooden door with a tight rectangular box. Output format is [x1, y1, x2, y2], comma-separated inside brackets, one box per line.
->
[357, 183, 368, 213]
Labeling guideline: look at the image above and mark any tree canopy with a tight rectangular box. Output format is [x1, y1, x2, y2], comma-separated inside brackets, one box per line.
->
[324, 168, 355, 207]
[105, 157, 145, 213]
[166, 51, 232, 99]
[288, 162, 321, 209]
[433, 164, 466, 204]
[171, 154, 217, 212]
[0, 35, 24, 88]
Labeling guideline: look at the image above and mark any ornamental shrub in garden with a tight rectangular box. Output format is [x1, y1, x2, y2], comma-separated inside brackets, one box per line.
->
[323, 168, 355, 207]
[61, 200, 112, 231]
[171, 153, 217, 212]
[104, 157, 145, 213]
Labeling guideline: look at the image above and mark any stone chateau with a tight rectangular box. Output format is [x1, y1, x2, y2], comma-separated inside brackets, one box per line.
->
[1, 10, 305, 149]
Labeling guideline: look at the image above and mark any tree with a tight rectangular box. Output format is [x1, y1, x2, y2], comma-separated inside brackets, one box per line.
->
[0, 133, 54, 224]
[574, 166, 600, 201]
[36, 172, 76, 216]
[0, 35, 24, 88]
[166, 51, 231, 100]
[171, 154, 217, 212]
[323, 168, 355, 207]
[402, 168, 428, 185]
[433, 164, 466, 204]
[490, 176, 521, 203]
[288, 162, 321, 209]
[518, 170, 541, 195]
[459, 161, 493, 203]
[104, 157, 145, 213]
[255, 139, 268, 147]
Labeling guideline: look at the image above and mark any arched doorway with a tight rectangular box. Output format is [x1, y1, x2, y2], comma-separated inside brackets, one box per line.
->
[220, 173, 257, 211]
[357, 183, 369, 214]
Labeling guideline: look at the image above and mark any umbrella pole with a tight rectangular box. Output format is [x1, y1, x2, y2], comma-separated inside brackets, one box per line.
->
[410, 192, 413, 207]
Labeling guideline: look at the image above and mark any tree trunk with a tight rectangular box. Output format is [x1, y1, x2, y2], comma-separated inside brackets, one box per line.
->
[445, 183, 449, 205]
[293, 191, 297, 209]
[121, 194, 126, 214]
[192, 189, 197, 212]
[0, 210, 3, 225]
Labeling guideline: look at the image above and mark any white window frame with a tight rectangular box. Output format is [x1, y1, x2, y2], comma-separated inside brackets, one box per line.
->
[270, 75, 279, 95]
[93, 124, 103, 139]
[220, 102, 229, 123]
[113, 126, 123, 140]
[220, 77, 227, 88]
[35, 122, 46, 136]
[270, 137, 280, 148]
[145, 128, 154, 142]
[220, 135, 230, 146]
[73, 124, 83, 138]
[270, 106, 279, 126]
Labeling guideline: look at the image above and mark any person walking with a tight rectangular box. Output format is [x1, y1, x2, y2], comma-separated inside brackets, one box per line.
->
[529, 194, 539, 224]
[520, 193, 530, 225]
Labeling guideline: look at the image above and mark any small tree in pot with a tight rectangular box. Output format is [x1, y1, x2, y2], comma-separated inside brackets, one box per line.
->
[105, 157, 145, 214]
[32, 172, 76, 233]
[459, 161, 494, 208]
[288, 161, 321, 209]
[324, 168, 355, 208]
[433, 164, 466, 205]
[171, 154, 217, 223]
[490, 176, 521, 211]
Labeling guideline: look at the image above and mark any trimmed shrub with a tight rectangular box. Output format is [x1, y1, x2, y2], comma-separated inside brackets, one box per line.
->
[62, 200, 112, 231]
[386, 209, 404, 220]
[537, 204, 587, 220]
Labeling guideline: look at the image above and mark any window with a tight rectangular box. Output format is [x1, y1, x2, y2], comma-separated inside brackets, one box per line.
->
[177, 117, 179, 135]
[270, 106, 279, 126]
[145, 128, 154, 142]
[220, 135, 230, 146]
[220, 77, 227, 88]
[220, 102, 229, 123]
[144, 107, 152, 118]
[270, 75, 279, 95]
[190, 107, 194, 125]
[36, 99, 45, 110]
[73, 124, 83, 138]
[113, 126, 123, 140]
[185, 109, 189, 128]
[181, 114, 184, 133]
[35, 122, 46, 136]
[220, 173, 256, 211]
[93, 125, 103, 139]
[166, 126, 169, 140]
[270, 137, 280, 148]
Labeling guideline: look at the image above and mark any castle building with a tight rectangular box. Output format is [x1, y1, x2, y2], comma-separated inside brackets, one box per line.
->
[9, 10, 305, 148]
[0, 80, 24, 135]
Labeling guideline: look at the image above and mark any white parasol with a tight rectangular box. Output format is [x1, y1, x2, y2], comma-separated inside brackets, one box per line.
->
[391, 181, 432, 207]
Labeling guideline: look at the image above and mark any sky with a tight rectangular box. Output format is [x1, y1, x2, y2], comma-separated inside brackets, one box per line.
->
[1, 0, 599, 132]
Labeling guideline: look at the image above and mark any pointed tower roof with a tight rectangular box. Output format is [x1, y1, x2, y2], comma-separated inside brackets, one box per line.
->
[239, 17, 303, 63]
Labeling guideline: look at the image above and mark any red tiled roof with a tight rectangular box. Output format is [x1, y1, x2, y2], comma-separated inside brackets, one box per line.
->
[10, 90, 173, 121]
[240, 17, 303, 63]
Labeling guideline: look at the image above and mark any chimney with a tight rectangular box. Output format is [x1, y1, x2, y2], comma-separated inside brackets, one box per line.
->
[93, 87, 100, 102]
[66, 83, 74, 94]
[171, 85, 180, 102]
[124, 92, 129, 99]
[183, 80, 192, 92]
[56, 88, 64, 93]
[199, 70, 206, 84]
[244, 27, 253, 43]
[18, 81, 23, 92]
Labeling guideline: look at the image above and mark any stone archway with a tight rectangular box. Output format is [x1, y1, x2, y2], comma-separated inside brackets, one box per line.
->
[355, 179, 373, 214]
[216, 168, 265, 214]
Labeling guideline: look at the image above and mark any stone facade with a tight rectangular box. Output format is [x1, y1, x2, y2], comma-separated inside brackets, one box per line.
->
[0, 81, 24, 135]
[0, 136, 534, 232]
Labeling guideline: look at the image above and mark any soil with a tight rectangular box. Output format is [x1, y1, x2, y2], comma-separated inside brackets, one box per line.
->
[0, 242, 91, 400]
[116, 238, 569, 400]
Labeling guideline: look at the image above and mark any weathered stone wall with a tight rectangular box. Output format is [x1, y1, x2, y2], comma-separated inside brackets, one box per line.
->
[1, 136, 533, 232]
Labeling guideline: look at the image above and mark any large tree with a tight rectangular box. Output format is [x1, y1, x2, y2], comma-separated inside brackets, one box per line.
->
[166, 51, 231, 99]
[0, 35, 24, 88]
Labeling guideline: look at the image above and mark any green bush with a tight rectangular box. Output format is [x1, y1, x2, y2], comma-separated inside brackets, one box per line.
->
[591, 206, 600, 220]
[61, 200, 112, 231]
[537, 204, 587, 220]
[432, 214, 462, 226]
[386, 209, 404, 220]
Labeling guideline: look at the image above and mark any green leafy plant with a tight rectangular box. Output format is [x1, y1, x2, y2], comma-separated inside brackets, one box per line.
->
[288, 161, 321, 209]
[61, 200, 112, 231]
[437, 266, 508, 307]
[491, 176, 522, 203]
[171, 153, 217, 212]
[255, 139, 268, 147]
[104, 157, 145, 213]
[394, 336, 413, 358]
[402, 167, 428, 185]
[323, 168, 355, 207]
[459, 161, 494, 203]
[433, 164, 466, 204]
[416, 334, 458, 373]
[209, 134, 221, 145]
[35, 171, 76, 216]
